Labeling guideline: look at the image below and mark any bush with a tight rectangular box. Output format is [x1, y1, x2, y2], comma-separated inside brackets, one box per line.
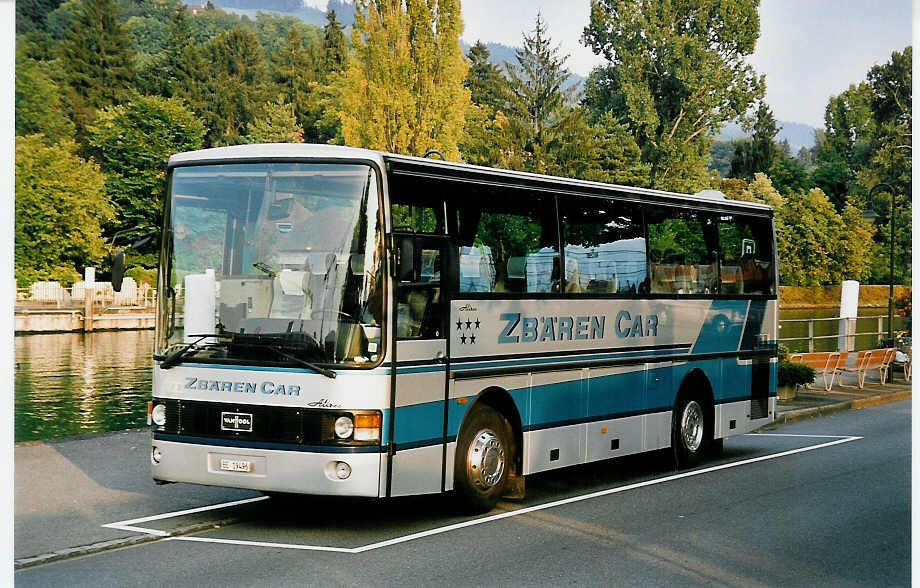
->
[125, 266, 157, 287]
[778, 360, 815, 388]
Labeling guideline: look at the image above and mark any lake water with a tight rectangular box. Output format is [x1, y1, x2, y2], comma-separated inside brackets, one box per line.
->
[13, 306, 910, 442]
[15, 331, 154, 442]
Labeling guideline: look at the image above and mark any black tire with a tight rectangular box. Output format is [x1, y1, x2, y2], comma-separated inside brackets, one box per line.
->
[672, 395, 712, 469]
[454, 405, 512, 513]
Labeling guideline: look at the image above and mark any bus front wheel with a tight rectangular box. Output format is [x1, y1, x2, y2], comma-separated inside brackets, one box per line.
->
[672, 396, 711, 468]
[454, 405, 512, 512]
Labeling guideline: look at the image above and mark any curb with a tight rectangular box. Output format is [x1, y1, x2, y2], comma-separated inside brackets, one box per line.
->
[14, 514, 249, 570]
[774, 389, 911, 426]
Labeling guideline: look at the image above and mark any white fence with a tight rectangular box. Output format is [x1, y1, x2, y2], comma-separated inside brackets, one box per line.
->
[16, 279, 156, 308]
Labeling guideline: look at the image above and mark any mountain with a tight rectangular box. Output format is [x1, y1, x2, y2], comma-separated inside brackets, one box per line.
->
[211, 0, 355, 28]
[716, 120, 817, 152]
[459, 39, 587, 94]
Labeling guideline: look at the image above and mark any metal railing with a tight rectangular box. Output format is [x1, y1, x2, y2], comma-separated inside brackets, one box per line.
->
[778, 314, 908, 352]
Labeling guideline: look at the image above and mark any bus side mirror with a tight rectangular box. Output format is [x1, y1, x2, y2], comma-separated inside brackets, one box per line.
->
[112, 250, 126, 292]
[396, 237, 415, 282]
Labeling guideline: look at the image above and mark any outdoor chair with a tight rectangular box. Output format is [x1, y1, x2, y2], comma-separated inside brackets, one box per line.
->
[788, 351, 842, 392]
[837, 348, 893, 389]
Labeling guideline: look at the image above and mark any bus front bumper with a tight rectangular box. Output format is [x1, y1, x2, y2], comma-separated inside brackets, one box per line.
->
[151, 438, 384, 497]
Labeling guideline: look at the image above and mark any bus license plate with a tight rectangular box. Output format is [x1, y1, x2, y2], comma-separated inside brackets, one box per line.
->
[219, 459, 252, 473]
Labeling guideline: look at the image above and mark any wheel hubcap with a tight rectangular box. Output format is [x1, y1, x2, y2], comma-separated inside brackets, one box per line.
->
[467, 428, 506, 490]
[681, 401, 704, 452]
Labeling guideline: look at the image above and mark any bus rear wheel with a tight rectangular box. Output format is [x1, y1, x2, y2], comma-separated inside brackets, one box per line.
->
[672, 396, 711, 469]
[454, 405, 512, 512]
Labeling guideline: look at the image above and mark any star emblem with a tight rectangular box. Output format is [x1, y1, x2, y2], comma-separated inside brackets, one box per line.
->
[469, 334, 476, 344]
[474, 318, 481, 329]
[465, 319, 472, 330]
[456, 319, 462, 331]
[460, 334, 467, 344]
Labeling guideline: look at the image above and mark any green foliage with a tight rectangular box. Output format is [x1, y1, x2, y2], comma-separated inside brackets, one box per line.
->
[322, 9, 347, 74]
[777, 360, 815, 388]
[86, 95, 206, 261]
[732, 175, 873, 286]
[15, 135, 114, 285]
[708, 140, 734, 178]
[17, 0, 65, 34]
[336, 0, 469, 158]
[60, 0, 137, 132]
[15, 58, 75, 143]
[583, 0, 764, 192]
[465, 40, 507, 110]
[246, 95, 304, 143]
[174, 26, 271, 146]
[125, 266, 158, 286]
[730, 102, 778, 180]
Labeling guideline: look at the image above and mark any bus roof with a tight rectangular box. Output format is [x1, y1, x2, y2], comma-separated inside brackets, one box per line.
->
[168, 143, 773, 216]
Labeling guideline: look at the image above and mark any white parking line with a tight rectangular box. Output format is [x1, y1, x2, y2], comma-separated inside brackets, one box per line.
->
[101, 434, 862, 554]
[102, 496, 270, 536]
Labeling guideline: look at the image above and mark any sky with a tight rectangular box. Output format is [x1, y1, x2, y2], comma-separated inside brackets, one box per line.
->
[305, 0, 913, 129]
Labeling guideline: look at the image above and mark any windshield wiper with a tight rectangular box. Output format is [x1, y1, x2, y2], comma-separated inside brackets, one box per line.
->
[265, 346, 337, 379]
[159, 334, 224, 370]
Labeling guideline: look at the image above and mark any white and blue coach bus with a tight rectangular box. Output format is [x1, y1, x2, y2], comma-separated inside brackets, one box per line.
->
[145, 144, 777, 511]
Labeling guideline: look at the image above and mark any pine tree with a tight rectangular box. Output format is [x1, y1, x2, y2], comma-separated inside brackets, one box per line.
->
[465, 41, 507, 110]
[174, 27, 271, 147]
[322, 9, 347, 76]
[504, 13, 573, 156]
[60, 0, 136, 131]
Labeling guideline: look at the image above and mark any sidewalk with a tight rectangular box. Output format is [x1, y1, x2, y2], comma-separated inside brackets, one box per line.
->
[14, 375, 911, 569]
[774, 367, 912, 425]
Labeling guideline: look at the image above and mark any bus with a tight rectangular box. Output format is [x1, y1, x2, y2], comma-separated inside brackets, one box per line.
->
[141, 143, 777, 511]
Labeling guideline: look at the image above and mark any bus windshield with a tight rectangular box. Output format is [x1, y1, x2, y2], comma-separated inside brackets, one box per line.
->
[157, 162, 384, 368]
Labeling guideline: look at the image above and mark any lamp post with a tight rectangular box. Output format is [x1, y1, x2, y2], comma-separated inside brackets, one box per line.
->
[860, 182, 898, 359]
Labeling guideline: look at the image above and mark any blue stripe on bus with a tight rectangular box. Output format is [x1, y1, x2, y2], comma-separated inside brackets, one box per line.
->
[398, 356, 774, 446]
[690, 300, 749, 354]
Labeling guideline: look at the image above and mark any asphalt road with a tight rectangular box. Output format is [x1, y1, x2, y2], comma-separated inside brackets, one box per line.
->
[17, 399, 910, 587]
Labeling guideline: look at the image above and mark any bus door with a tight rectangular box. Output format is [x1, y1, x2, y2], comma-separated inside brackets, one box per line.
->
[388, 233, 457, 496]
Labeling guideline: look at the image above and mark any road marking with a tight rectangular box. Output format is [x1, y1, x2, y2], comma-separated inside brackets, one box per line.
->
[101, 434, 861, 554]
[102, 496, 269, 536]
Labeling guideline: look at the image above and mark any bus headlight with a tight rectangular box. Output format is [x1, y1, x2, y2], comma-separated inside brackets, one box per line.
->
[334, 416, 354, 439]
[151, 403, 167, 427]
[354, 413, 381, 442]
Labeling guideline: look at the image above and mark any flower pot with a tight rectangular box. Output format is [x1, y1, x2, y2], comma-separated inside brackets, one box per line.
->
[776, 384, 796, 401]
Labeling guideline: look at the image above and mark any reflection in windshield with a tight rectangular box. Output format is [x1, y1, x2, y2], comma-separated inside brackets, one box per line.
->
[158, 163, 384, 368]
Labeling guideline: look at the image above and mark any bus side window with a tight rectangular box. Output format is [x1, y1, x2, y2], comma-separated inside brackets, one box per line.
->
[559, 196, 646, 294]
[647, 208, 718, 295]
[718, 215, 775, 295]
[458, 189, 559, 293]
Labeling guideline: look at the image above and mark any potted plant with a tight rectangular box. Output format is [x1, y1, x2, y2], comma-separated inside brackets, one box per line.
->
[777, 360, 815, 401]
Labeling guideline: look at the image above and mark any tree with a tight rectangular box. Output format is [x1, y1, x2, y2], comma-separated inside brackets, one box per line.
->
[247, 95, 305, 143]
[174, 27, 271, 147]
[86, 96, 206, 265]
[322, 9, 348, 75]
[503, 13, 575, 172]
[335, 0, 469, 158]
[862, 47, 912, 285]
[15, 135, 114, 285]
[582, 0, 765, 192]
[729, 174, 873, 286]
[729, 101, 778, 180]
[16, 0, 65, 34]
[15, 58, 75, 143]
[464, 40, 507, 110]
[59, 0, 136, 132]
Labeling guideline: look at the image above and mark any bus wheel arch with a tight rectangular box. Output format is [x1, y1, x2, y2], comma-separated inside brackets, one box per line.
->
[454, 387, 523, 510]
[672, 368, 716, 468]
